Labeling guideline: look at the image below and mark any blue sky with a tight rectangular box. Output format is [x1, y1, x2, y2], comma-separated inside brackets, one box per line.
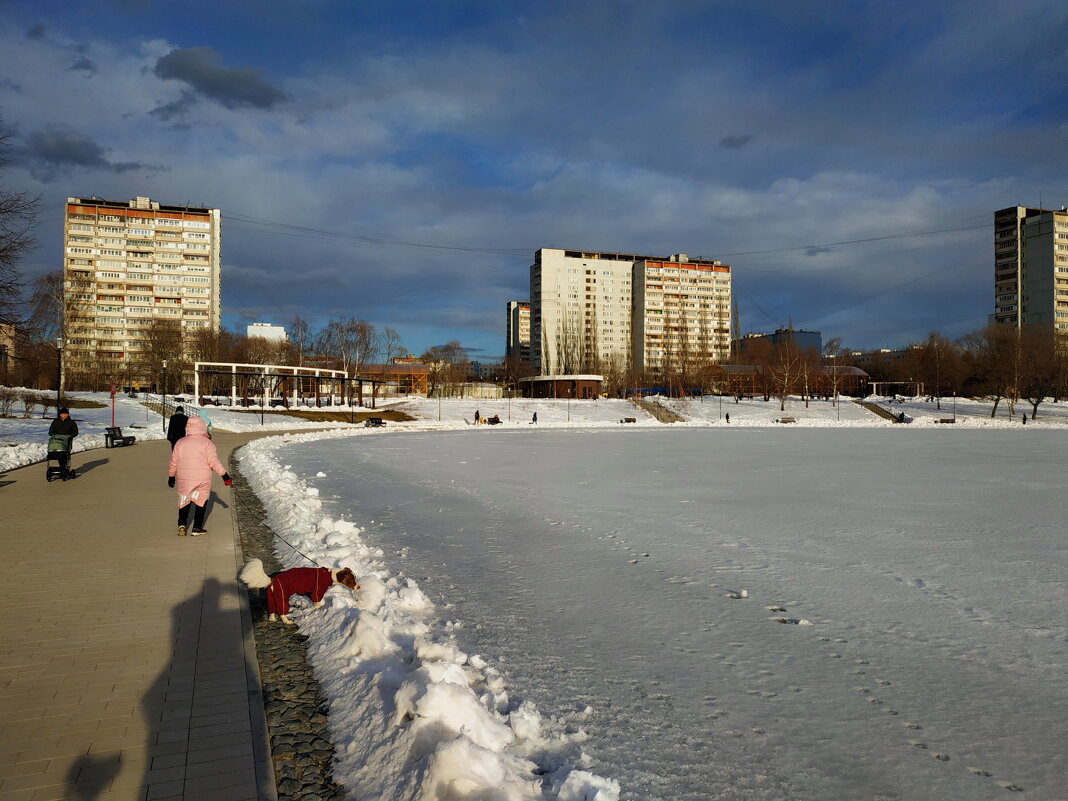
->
[2, 0, 1066, 360]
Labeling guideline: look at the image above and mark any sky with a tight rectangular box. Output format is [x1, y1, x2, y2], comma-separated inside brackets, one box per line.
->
[1, 0, 1067, 361]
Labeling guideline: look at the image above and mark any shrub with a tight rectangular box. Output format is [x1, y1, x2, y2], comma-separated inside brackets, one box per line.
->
[0, 386, 16, 417]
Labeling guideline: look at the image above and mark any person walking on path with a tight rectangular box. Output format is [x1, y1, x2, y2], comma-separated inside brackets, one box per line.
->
[48, 407, 79, 472]
[166, 405, 189, 449]
[49, 407, 79, 439]
[167, 416, 231, 536]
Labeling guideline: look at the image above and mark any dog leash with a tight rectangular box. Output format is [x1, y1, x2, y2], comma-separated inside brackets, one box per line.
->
[228, 454, 330, 571]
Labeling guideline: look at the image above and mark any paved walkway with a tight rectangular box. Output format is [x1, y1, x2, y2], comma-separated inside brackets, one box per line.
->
[0, 432, 276, 801]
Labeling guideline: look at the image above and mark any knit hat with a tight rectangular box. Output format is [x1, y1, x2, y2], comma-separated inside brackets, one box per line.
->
[58, 407, 69, 415]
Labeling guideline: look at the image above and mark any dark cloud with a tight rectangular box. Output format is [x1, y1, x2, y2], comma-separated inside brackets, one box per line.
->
[719, 134, 755, 150]
[25, 23, 47, 40]
[15, 126, 157, 182]
[149, 89, 198, 121]
[805, 245, 833, 257]
[68, 56, 97, 76]
[0, 78, 22, 94]
[153, 47, 287, 110]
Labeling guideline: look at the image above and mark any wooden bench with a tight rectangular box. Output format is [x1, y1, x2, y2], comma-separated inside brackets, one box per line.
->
[104, 426, 136, 447]
[776, 417, 797, 424]
[364, 417, 386, 427]
[937, 418, 956, 424]
[620, 417, 637, 424]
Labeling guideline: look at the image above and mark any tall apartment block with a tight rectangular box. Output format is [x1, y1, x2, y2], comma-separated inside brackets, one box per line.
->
[632, 255, 732, 374]
[505, 301, 531, 364]
[63, 196, 221, 384]
[530, 248, 731, 375]
[993, 205, 1068, 329]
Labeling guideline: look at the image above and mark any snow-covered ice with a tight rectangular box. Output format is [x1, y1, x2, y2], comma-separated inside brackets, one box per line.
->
[236, 416, 1068, 800]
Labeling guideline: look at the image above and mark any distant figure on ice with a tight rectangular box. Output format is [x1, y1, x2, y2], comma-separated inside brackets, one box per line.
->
[1022, 413, 1027, 425]
[532, 411, 538, 424]
[474, 409, 481, 425]
[725, 413, 730, 424]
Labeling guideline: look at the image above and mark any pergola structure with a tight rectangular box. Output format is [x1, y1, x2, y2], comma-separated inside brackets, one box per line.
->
[193, 362, 385, 408]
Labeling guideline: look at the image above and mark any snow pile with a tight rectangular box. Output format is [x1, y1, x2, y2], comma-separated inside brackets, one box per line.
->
[238, 431, 620, 801]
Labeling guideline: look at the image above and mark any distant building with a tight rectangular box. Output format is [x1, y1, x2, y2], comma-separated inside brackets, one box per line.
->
[736, 327, 822, 357]
[530, 247, 731, 376]
[246, 322, 288, 343]
[506, 301, 531, 364]
[62, 195, 221, 387]
[518, 374, 603, 399]
[993, 205, 1068, 330]
[632, 254, 732, 374]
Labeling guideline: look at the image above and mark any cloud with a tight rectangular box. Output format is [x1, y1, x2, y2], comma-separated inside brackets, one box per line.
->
[719, 134, 755, 150]
[149, 89, 197, 121]
[153, 46, 287, 110]
[15, 125, 158, 182]
[805, 245, 833, 257]
[25, 23, 47, 41]
[68, 56, 97, 76]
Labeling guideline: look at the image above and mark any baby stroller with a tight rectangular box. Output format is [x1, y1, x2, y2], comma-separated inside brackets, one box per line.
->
[45, 434, 77, 482]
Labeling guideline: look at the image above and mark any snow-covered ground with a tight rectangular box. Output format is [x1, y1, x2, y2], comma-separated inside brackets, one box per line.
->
[233, 411, 1068, 801]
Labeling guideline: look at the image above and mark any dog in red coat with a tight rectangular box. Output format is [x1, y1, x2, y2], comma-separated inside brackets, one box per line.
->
[239, 558, 359, 624]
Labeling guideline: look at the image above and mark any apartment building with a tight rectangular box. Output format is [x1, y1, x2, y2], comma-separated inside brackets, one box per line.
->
[63, 196, 221, 386]
[530, 248, 636, 374]
[993, 205, 1068, 330]
[632, 254, 732, 374]
[505, 301, 531, 364]
[530, 248, 731, 376]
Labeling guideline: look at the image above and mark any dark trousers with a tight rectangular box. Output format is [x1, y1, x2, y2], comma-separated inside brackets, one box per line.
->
[178, 504, 206, 528]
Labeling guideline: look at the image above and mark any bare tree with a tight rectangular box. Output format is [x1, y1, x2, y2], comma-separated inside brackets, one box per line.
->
[141, 319, 184, 392]
[318, 317, 378, 377]
[287, 315, 311, 366]
[961, 324, 1019, 417]
[380, 326, 406, 363]
[0, 123, 39, 329]
[421, 340, 469, 397]
[1018, 324, 1064, 419]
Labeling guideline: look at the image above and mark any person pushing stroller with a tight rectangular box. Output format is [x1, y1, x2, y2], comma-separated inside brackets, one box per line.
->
[46, 408, 78, 481]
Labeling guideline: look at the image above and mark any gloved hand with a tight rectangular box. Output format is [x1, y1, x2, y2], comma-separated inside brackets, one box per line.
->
[222, 472, 232, 486]
[168, 476, 175, 488]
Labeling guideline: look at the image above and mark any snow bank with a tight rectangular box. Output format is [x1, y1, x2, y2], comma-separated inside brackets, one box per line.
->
[238, 430, 620, 801]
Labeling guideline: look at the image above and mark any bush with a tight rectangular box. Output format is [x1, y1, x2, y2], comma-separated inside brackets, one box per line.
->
[19, 389, 38, 418]
[0, 386, 16, 417]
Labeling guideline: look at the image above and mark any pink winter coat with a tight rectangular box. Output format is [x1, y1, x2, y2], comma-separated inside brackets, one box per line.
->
[167, 417, 226, 507]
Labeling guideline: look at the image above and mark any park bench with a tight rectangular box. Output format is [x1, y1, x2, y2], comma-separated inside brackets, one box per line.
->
[364, 417, 386, 427]
[937, 418, 956, 424]
[776, 417, 797, 424]
[104, 426, 136, 448]
[620, 417, 637, 423]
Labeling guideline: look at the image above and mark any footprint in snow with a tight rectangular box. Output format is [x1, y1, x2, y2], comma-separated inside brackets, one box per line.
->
[727, 589, 748, 599]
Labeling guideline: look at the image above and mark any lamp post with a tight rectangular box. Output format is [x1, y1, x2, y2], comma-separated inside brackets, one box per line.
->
[54, 337, 63, 415]
[161, 359, 168, 432]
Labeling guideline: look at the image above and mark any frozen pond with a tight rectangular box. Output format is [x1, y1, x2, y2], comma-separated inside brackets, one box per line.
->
[282, 428, 1068, 800]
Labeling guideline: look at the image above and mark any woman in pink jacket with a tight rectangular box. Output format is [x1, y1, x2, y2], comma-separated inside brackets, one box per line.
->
[167, 416, 231, 536]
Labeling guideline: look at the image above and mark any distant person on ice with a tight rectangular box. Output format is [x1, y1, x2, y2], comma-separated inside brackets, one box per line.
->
[166, 405, 189, 449]
[474, 410, 481, 425]
[532, 411, 537, 424]
[167, 416, 231, 536]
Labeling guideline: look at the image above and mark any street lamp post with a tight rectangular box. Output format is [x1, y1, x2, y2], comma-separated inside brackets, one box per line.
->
[161, 359, 168, 432]
[54, 337, 63, 415]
